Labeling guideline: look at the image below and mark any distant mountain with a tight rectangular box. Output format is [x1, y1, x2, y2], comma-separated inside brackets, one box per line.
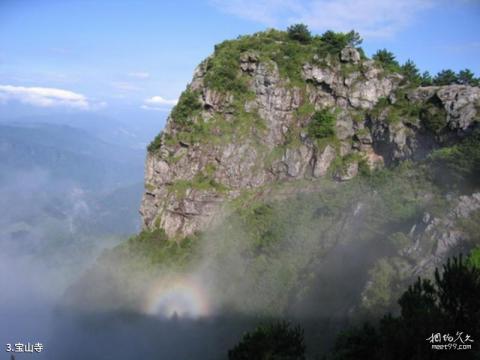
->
[0, 122, 144, 191]
[0, 110, 166, 150]
[0, 121, 145, 285]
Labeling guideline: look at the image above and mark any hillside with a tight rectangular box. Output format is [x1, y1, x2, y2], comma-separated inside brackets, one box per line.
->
[71, 28, 480, 358]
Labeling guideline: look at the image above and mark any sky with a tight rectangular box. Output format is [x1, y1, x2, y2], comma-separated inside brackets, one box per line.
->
[0, 0, 479, 124]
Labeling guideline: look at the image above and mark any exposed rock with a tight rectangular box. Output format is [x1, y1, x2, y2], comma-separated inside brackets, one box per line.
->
[302, 61, 402, 110]
[363, 148, 384, 169]
[282, 146, 312, 177]
[336, 161, 358, 181]
[140, 35, 480, 238]
[369, 85, 480, 164]
[409, 85, 480, 131]
[335, 113, 354, 141]
[405, 193, 480, 276]
[313, 145, 336, 177]
[340, 46, 360, 64]
[240, 51, 259, 74]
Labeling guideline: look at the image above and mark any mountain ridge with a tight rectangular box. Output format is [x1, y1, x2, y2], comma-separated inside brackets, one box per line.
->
[140, 29, 480, 239]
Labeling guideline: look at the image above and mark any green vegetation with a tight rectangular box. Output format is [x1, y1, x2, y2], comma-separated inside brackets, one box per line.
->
[468, 247, 480, 269]
[329, 323, 379, 360]
[369, 92, 422, 125]
[307, 109, 336, 139]
[149, 27, 480, 153]
[361, 257, 411, 314]
[432, 68, 480, 86]
[295, 101, 315, 120]
[154, 91, 265, 150]
[204, 27, 364, 91]
[459, 210, 480, 247]
[92, 152, 475, 351]
[428, 130, 480, 189]
[419, 94, 447, 133]
[170, 89, 202, 127]
[370, 54, 480, 88]
[287, 23, 312, 44]
[372, 49, 400, 73]
[228, 321, 306, 360]
[168, 165, 228, 199]
[204, 50, 250, 93]
[458, 69, 479, 86]
[147, 89, 203, 152]
[369, 87, 450, 131]
[433, 69, 458, 86]
[110, 228, 197, 269]
[200, 162, 435, 315]
[330, 152, 361, 178]
[420, 70, 433, 86]
[147, 132, 163, 152]
[400, 59, 421, 85]
[327, 255, 480, 360]
[321, 30, 362, 53]
[240, 203, 286, 252]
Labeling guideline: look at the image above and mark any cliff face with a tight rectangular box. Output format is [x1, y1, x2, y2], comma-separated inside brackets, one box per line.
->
[140, 33, 480, 239]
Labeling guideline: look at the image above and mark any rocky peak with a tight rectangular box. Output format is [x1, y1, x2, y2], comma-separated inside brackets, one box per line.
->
[141, 30, 480, 239]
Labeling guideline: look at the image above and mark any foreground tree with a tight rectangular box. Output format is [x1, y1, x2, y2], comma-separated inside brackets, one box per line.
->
[228, 321, 306, 360]
[327, 255, 480, 359]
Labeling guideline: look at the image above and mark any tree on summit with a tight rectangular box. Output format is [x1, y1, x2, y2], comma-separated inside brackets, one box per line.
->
[420, 71, 433, 86]
[372, 49, 399, 72]
[458, 69, 479, 86]
[433, 69, 458, 86]
[346, 30, 362, 47]
[287, 24, 312, 43]
[400, 59, 421, 85]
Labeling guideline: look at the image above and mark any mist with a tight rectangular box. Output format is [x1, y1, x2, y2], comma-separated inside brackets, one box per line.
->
[0, 168, 465, 359]
[57, 172, 431, 359]
[0, 168, 127, 359]
[0, 119, 146, 359]
[0, 121, 472, 359]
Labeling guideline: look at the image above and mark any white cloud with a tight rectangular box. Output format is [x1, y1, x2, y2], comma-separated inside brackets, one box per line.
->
[141, 95, 178, 111]
[211, 0, 434, 37]
[128, 72, 151, 79]
[0, 84, 90, 109]
[145, 96, 178, 106]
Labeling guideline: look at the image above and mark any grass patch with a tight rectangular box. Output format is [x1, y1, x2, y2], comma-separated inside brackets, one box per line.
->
[171, 89, 203, 127]
[419, 94, 447, 133]
[370, 92, 422, 125]
[167, 166, 228, 199]
[428, 130, 480, 190]
[204, 29, 363, 91]
[307, 109, 336, 139]
[111, 228, 197, 268]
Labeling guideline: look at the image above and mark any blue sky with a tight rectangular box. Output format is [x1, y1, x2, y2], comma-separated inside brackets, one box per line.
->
[0, 0, 479, 121]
